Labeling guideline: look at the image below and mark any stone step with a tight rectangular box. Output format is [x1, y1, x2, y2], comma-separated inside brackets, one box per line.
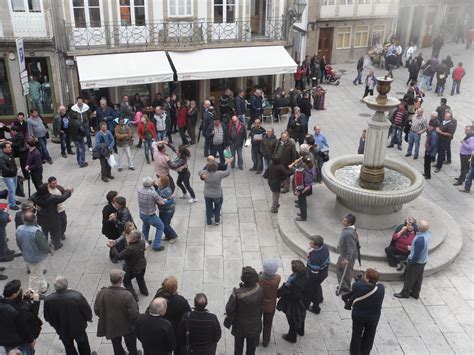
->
[293, 185, 446, 261]
[277, 191, 463, 281]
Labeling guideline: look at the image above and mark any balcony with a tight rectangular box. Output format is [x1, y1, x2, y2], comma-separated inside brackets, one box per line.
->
[11, 12, 50, 38]
[65, 19, 288, 53]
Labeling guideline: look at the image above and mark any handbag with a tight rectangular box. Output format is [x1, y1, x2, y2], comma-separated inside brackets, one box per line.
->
[15, 176, 25, 197]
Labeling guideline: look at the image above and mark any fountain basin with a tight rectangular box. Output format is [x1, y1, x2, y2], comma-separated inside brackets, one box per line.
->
[322, 154, 425, 229]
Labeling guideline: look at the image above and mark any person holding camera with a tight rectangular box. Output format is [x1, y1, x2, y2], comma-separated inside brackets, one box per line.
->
[385, 217, 416, 270]
[305, 235, 330, 314]
[0, 279, 42, 354]
[347, 268, 385, 355]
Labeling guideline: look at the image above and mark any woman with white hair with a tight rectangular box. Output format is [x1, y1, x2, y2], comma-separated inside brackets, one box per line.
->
[258, 259, 281, 347]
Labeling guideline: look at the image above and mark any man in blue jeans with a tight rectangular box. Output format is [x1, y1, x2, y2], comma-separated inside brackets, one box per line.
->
[0, 142, 19, 210]
[137, 177, 166, 251]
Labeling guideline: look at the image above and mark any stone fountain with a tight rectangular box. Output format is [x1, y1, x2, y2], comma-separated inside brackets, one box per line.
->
[278, 77, 463, 280]
[322, 77, 425, 229]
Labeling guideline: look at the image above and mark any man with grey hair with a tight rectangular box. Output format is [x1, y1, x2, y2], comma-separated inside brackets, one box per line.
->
[136, 297, 175, 355]
[53, 105, 74, 158]
[44, 276, 95, 355]
[305, 235, 330, 314]
[94, 269, 140, 355]
[137, 176, 166, 251]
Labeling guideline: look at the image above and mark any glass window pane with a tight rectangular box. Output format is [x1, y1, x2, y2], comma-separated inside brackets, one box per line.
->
[11, 0, 25, 11]
[74, 8, 86, 27]
[135, 0, 144, 5]
[0, 60, 14, 116]
[89, 7, 101, 27]
[89, 0, 99, 6]
[186, 0, 191, 15]
[73, 0, 84, 6]
[135, 6, 145, 26]
[120, 4, 131, 25]
[26, 58, 54, 115]
[214, 4, 223, 23]
[226, 5, 234, 23]
[28, 0, 41, 12]
[169, 0, 176, 16]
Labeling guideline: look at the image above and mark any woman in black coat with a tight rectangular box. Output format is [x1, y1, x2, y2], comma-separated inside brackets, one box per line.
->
[31, 183, 72, 250]
[349, 268, 385, 355]
[154, 276, 191, 349]
[277, 260, 308, 343]
[101, 190, 120, 263]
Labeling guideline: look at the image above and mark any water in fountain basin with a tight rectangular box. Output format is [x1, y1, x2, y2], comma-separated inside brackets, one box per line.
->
[335, 165, 411, 191]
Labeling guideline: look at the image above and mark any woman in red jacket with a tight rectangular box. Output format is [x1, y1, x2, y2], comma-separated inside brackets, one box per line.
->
[385, 217, 416, 270]
[137, 115, 156, 164]
[176, 101, 188, 145]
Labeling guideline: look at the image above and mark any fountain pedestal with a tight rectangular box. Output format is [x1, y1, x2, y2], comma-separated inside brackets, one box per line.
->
[360, 111, 392, 184]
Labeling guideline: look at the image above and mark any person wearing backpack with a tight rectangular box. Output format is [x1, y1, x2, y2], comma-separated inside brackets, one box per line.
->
[349, 268, 385, 355]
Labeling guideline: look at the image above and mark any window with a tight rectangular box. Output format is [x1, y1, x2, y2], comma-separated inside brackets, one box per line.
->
[322, 0, 334, 4]
[340, 0, 353, 5]
[119, 0, 145, 26]
[169, 0, 192, 17]
[354, 25, 369, 47]
[73, 0, 101, 28]
[372, 24, 385, 45]
[26, 58, 54, 115]
[11, 0, 41, 12]
[214, 0, 235, 23]
[336, 26, 351, 49]
[0, 60, 14, 116]
[357, 0, 370, 3]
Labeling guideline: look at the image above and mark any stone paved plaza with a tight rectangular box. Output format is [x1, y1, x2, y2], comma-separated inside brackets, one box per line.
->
[1, 42, 473, 354]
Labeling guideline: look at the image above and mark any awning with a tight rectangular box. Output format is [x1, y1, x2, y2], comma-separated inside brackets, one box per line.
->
[76, 51, 174, 89]
[168, 45, 297, 81]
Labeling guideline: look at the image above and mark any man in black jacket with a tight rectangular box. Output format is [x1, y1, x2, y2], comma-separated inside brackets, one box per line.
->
[234, 90, 247, 125]
[0, 142, 20, 210]
[177, 293, 222, 355]
[202, 101, 214, 157]
[0, 280, 42, 354]
[136, 297, 176, 355]
[227, 116, 246, 170]
[44, 276, 96, 355]
[353, 56, 364, 85]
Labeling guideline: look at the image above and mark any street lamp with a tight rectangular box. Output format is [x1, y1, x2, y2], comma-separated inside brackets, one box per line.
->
[288, 0, 307, 22]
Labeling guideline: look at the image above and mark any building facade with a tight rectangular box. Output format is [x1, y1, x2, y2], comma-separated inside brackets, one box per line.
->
[59, 0, 298, 110]
[396, 0, 474, 48]
[0, 0, 67, 119]
[304, 0, 398, 64]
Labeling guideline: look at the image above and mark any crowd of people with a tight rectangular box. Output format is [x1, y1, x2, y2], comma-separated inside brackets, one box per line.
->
[0, 37, 471, 355]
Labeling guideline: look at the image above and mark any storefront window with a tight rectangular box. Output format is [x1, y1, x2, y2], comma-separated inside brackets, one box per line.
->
[0, 60, 14, 116]
[26, 57, 54, 115]
[118, 84, 151, 109]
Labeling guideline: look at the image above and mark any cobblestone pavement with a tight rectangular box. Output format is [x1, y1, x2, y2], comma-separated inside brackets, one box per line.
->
[1, 42, 473, 354]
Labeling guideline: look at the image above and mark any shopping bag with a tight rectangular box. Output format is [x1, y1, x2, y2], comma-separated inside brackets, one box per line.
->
[107, 154, 117, 168]
[224, 147, 233, 159]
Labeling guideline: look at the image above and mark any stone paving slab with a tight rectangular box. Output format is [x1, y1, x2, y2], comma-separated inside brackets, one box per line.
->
[0, 42, 472, 354]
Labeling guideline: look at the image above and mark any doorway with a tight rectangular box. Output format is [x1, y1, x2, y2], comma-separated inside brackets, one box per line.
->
[251, 0, 268, 36]
[181, 81, 198, 102]
[318, 28, 334, 63]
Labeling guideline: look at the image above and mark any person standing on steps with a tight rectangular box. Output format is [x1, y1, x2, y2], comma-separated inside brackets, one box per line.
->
[394, 220, 431, 299]
[336, 214, 358, 294]
[304, 235, 330, 314]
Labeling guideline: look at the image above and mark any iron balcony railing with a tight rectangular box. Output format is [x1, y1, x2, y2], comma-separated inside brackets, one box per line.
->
[65, 18, 288, 51]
